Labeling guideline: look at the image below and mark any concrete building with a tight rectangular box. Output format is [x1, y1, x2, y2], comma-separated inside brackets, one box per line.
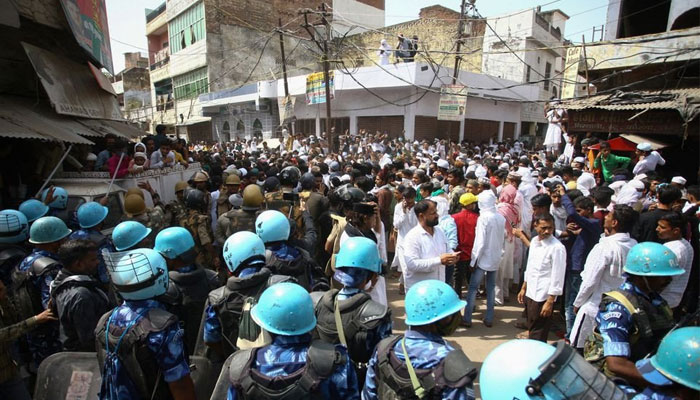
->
[481, 7, 569, 138]
[111, 52, 152, 127]
[199, 62, 539, 144]
[141, 0, 385, 142]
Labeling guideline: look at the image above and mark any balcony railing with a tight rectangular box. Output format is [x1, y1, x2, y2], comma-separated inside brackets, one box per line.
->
[150, 48, 170, 70]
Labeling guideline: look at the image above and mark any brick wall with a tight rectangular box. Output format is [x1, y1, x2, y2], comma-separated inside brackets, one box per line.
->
[204, 0, 326, 34]
[342, 10, 486, 73]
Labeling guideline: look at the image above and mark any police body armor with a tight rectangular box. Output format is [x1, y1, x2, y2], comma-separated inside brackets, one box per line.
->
[198, 268, 293, 358]
[221, 209, 260, 236]
[265, 189, 304, 239]
[180, 210, 213, 266]
[375, 335, 476, 400]
[265, 247, 318, 292]
[228, 340, 345, 400]
[0, 244, 27, 285]
[95, 308, 179, 400]
[584, 289, 674, 375]
[166, 266, 219, 354]
[311, 289, 390, 363]
[166, 199, 187, 227]
[11, 256, 62, 319]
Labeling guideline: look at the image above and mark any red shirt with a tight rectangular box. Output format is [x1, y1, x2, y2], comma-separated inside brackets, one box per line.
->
[452, 209, 478, 261]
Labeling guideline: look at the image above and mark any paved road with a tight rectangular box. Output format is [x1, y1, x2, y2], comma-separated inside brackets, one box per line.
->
[383, 277, 565, 398]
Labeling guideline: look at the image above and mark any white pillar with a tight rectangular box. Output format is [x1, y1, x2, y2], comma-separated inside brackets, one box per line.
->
[498, 120, 504, 142]
[515, 121, 522, 139]
[349, 114, 358, 136]
[458, 118, 465, 142]
[315, 112, 321, 137]
[403, 89, 417, 141]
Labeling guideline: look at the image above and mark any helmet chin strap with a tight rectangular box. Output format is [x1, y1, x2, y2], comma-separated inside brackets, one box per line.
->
[642, 276, 654, 293]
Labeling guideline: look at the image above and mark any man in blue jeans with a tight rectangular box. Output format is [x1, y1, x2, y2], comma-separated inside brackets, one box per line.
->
[558, 186, 602, 335]
[461, 191, 505, 328]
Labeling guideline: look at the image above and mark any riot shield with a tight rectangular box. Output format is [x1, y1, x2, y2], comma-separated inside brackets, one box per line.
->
[210, 353, 235, 400]
[34, 352, 101, 400]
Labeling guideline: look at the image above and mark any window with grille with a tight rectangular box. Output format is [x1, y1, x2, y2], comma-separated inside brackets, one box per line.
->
[544, 62, 552, 91]
[169, 2, 205, 54]
[173, 67, 208, 99]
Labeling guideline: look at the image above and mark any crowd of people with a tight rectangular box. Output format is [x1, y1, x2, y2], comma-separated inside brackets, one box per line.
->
[0, 124, 698, 400]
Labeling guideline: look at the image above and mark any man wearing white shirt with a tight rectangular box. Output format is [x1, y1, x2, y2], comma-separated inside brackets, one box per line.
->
[149, 140, 176, 169]
[398, 200, 458, 292]
[656, 212, 693, 309]
[515, 213, 567, 342]
[569, 205, 638, 349]
[461, 191, 505, 328]
[391, 187, 418, 271]
[632, 142, 665, 176]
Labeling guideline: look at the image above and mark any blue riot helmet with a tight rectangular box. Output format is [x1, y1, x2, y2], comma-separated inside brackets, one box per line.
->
[334, 236, 382, 287]
[19, 199, 49, 223]
[255, 210, 290, 244]
[28, 216, 71, 244]
[103, 248, 169, 301]
[404, 280, 466, 326]
[0, 209, 29, 244]
[480, 340, 629, 400]
[76, 201, 109, 229]
[222, 231, 266, 274]
[41, 187, 68, 209]
[624, 242, 684, 277]
[154, 227, 195, 262]
[637, 327, 700, 391]
[112, 221, 152, 251]
[251, 282, 316, 336]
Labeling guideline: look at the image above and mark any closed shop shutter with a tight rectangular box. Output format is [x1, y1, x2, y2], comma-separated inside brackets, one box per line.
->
[358, 116, 404, 138]
[503, 122, 516, 140]
[414, 116, 437, 141]
[464, 119, 499, 143]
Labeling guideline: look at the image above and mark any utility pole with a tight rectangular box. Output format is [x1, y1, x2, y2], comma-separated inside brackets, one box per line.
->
[278, 18, 295, 136]
[300, 4, 335, 152]
[581, 35, 591, 96]
[452, 0, 468, 83]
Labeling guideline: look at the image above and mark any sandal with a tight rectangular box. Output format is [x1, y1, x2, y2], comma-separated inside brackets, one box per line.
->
[515, 321, 528, 330]
[516, 331, 530, 339]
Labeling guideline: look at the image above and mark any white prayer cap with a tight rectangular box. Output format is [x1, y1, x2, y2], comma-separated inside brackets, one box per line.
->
[636, 142, 652, 151]
[671, 176, 687, 185]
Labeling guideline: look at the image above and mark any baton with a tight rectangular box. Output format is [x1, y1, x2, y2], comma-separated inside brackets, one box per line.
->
[106, 152, 125, 196]
[35, 144, 73, 197]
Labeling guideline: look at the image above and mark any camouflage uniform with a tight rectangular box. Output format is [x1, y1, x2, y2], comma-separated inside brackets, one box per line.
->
[214, 209, 261, 246]
[0, 297, 40, 384]
[265, 188, 304, 239]
[216, 189, 233, 217]
[180, 210, 214, 267]
[129, 205, 167, 235]
[165, 199, 187, 227]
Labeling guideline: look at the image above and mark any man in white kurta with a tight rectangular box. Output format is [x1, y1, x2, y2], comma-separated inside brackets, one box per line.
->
[569, 207, 637, 348]
[657, 213, 694, 309]
[399, 199, 458, 292]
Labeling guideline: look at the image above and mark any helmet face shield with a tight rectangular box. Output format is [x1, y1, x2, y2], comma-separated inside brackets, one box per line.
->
[528, 342, 629, 400]
[103, 249, 168, 300]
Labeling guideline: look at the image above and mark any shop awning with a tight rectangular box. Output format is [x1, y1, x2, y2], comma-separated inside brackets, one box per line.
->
[588, 135, 670, 152]
[77, 119, 144, 139]
[22, 42, 123, 121]
[0, 97, 94, 144]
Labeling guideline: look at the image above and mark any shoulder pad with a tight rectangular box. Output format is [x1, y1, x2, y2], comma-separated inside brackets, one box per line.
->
[31, 257, 61, 277]
[308, 340, 345, 378]
[208, 286, 228, 306]
[358, 299, 390, 325]
[158, 281, 182, 305]
[228, 349, 255, 384]
[204, 269, 220, 288]
[309, 291, 325, 308]
[443, 350, 477, 385]
[144, 308, 178, 332]
[268, 273, 296, 287]
[0, 247, 27, 264]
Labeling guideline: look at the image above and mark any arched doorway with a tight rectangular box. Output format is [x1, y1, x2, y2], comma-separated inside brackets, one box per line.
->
[253, 118, 263, 139]
[222, 121, 230, 142]
[236, 119, 245, 138]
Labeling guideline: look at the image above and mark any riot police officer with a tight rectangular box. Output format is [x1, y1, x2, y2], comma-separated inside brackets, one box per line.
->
[634, 327, 699, 399]
[265, 166, 304, 238]
[256, 210, 328, 292]
[214, 184, 264, 246]
[0, 209, 30, 286]
[40, 186, 71, 228]
[311, 236, 392, 386]
[96, 248, 196, 400]
[224, 282, 359, 399]
[180, 188, 217, 270]
[69, 201, 114, 284]
[363, 280, 476, 400]
[123, 193, 166, 235]
[18, 198, 48, 225]
[165, 180, 189, 226]
[480, 339, 634, 399]
[154, 227, 219, 354]
[216, 174, 241, 217]
[584, 242, 684, 389]
[201, 231, 292, 360]
[111, 221, 152, 251]
[14, 216, 71, 370]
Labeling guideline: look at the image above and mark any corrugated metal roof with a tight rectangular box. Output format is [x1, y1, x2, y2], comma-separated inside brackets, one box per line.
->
[78, 119, 144, 139]
[563, 88, 700, 112]
[0, 98, 94, 144]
